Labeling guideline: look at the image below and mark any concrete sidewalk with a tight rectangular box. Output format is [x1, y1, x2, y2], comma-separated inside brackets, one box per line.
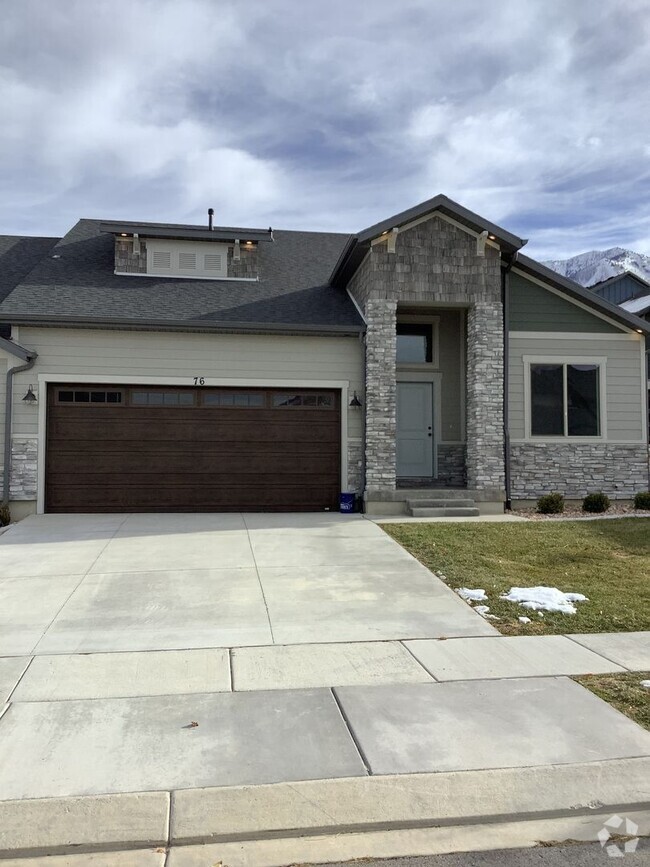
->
[1, 634, 649, 857]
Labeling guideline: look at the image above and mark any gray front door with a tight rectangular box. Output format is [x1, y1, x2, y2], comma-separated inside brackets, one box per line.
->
[397, 382, 433, 476]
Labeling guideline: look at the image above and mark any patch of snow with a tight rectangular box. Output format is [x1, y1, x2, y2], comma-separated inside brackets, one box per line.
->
[640, 680, 650, 690]
[474, 605, 490, 616]
[456, 588, 487, 601]
[500, 586, 588, 615]
[518, 616, 531, 624]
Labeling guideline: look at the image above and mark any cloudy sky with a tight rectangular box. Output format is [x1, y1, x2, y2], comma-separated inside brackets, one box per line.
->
[1, 0, 649, 259]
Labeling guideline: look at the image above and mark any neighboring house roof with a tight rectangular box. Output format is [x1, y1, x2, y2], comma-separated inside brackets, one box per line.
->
[591, 270, 650, 295]
[621, 293, 650, 315]
[513, 255, 650, 334]
[0, 219, 363, 335]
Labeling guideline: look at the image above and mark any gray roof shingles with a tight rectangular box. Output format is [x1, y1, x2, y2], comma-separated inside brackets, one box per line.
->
[0, 234, 60, 337]
[0, 219, 363, 332]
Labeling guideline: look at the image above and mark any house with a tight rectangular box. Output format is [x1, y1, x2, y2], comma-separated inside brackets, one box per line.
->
[591, 270, 650, 307]
[0, 194, 648, 519]
[591, 270, 650, 438]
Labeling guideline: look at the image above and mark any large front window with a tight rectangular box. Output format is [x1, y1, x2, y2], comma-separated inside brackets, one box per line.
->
[530, 362, 601, 437]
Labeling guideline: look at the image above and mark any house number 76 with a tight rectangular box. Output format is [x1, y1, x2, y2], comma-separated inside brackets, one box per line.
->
[193, 377, 205, 385]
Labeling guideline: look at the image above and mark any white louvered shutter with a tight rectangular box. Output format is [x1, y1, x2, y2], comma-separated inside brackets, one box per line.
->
[152, 250, 171, 270]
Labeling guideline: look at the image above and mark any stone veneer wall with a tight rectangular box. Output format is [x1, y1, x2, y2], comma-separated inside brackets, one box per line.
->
[347, 215, 504, 497]
[227, 245, 258, 279]
[510, 443, 649, 499]
[364, 298, 397, 490]
[466, 301, 504, 493]
[9, 438, 38, 500]
[115, 239, 147, 273]
[437, 444, 467, 487]
[347, 437, 364, 493]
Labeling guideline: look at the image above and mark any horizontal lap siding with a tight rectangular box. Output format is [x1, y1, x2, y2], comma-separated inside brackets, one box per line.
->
[508, 336, 645, 441]
[12, 328, 364, 438]
[509, 272, 621, 333]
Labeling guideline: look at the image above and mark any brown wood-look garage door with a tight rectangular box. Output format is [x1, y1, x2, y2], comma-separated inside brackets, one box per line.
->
[45, 385, 341, 512]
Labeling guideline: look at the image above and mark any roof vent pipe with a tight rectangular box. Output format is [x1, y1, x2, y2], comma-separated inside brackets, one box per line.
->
[208, 208, 214, 231]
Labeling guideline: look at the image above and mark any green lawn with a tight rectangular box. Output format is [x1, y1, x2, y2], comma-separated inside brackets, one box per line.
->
[575, 672, 650, 731]
[383, 518, 650, 635]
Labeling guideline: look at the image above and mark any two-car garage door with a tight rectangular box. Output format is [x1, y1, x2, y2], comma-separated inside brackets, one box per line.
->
[45, 384, 341, 512]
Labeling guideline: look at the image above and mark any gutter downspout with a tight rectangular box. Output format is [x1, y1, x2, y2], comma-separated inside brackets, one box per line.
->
[3, 355, 37, 507]
[502, 252, 517, 512]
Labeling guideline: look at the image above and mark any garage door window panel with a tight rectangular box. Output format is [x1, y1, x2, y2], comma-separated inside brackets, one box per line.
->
[56, 389, 123, 405]
[202, 392, 265, 408]
[131, 391, 196, 406]
[272, 392, 335, 408]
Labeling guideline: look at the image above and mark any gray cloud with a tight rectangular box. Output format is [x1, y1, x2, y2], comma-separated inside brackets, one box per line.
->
[1, 0, 649, 259]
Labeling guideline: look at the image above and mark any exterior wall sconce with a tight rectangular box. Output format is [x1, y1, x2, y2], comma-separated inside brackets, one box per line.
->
[22, 384, 37, 404]
[349, 391, 362, 408]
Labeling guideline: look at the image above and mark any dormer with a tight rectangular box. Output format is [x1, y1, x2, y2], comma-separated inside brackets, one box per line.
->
[100, 216, 273, 281]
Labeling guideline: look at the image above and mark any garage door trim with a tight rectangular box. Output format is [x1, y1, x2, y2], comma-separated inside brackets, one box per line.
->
[35, 374, 350, 514]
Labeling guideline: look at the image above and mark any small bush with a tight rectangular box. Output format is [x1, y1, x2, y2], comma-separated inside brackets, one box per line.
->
[583, 492, 611, 513]
[537, 492, 565, 514]
[634, 491, 650, 510]
[0, 505, 10, 527]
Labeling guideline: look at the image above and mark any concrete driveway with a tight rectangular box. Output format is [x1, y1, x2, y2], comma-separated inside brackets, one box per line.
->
[0, 512, 495, 657]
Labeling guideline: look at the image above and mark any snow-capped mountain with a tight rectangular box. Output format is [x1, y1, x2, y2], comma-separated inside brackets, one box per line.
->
[543, 247, 650, 288]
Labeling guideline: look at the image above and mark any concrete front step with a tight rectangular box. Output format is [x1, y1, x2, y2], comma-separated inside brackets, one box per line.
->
[407, 498, 476, 509]
[409, 507, 480, 518]
[400, 488, 478, 500]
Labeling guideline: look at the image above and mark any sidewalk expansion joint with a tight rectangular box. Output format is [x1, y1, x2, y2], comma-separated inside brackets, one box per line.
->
[330, 686, 372, 775]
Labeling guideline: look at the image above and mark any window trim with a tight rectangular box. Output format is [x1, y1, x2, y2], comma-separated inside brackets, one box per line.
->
[523, 355, 607, 441]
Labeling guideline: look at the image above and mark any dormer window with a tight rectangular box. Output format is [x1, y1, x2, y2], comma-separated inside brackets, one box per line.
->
[146, 240, 228, 278]
[104, 219, 268, 281]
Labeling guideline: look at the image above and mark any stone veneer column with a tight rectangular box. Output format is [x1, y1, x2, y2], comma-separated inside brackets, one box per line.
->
[364, 297, 397, 493]
[465, 301, 505, 493]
